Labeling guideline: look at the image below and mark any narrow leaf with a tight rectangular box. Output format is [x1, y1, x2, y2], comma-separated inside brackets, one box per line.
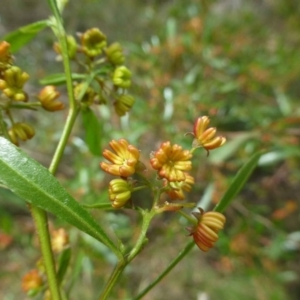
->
[39, 73, 85, 86]
[214, 151, 263, 213]
[82, 108, 102, 156]
[57, 248, 71, 285]
[0, 137, 121, 257]
[3, 20, 49, 53]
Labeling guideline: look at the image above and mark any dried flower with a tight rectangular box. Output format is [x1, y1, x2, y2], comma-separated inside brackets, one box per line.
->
[188, 208, 226, 252]
[150, 141, 192, 182]
[192, 116, 226, 152]
[112, 66, 132, 88]
[164, 173, 194, 200]
[22, 269, 43, 295]
[108, 178, 132, 208]
[100, 139, 140, 177]
[38, 85, 64, 111]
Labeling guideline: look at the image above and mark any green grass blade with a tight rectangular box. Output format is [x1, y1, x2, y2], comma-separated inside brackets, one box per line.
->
[214, 151, 263, 213]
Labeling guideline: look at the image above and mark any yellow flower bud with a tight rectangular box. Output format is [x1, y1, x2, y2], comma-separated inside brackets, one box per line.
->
[8, 122, 35, 145]
[0, 66, 29, 101]
[108, 178, 132, 208]
[112, 66, 132, 88]
[81, 28, 107, 58]
[0, 41, 12, 70]
[105, 42, 125, 65]
[53, 35, 78, 59]
[114, 94, 135, 116]
[38, 85, 64, 111]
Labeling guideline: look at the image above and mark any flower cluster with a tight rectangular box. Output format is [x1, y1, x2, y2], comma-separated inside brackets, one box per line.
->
[0, 41, 65, 146]
[100, 117, 227, 251]
[52, 27, 135, 117]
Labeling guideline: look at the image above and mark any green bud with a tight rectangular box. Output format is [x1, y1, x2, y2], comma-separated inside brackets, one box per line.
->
[112, 66, 132, 88]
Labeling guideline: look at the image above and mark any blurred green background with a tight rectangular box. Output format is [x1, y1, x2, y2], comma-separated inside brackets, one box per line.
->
[0, 0, 300, 299]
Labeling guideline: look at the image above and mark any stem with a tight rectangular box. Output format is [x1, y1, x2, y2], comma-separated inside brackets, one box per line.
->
[127, 210, 154, 262]
[98, 210, 155, 299]
[0, 110, 9, 139]
[30, 205, 61, 300]
[177, 210, 198, 225]
[133, 241, 195, 300]
[26, 1, 79, 299]
[98, 259, 127, 300]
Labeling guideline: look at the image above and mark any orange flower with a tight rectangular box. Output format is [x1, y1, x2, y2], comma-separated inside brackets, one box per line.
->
[188, 208, 226, 252]
[150, 141, 192, 182]
[192, 116, 226, 152]
[100, 139, 140, 177]
[22, 269, 43, 294]
[165, 173, 194, 200]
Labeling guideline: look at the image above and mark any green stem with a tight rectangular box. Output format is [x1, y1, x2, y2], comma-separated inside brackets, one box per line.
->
[133, 241, 195, 300]
[30, 205, 62, 300]
[127, 210, 154, 262]
[98, 210, 155, 299]
[177, 210, 198, 225]
[98, 259, 127, 300]
[0, 110, 9, 139]
[26, 1, 79, 299]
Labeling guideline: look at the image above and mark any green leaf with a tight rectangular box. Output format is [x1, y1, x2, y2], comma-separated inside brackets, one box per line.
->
[82, 108, 102, 156]
[0, 137, 121, 257]
[57, 248, 71, 285]
[214, 150, 263, 213]
[39, 73, 86, 86]
[3, 20, 49, 53]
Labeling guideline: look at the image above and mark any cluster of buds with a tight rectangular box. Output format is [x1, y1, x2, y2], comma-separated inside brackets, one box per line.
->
[0, 41, 65, 146]
[0, 66, 29, 102]
[52, 28, 135, 117]
[8, 122, 35, 146]
[100, 116, 226, 252]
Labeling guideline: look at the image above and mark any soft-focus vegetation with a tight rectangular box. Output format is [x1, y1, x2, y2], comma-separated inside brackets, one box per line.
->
[0, 0, 300, 299]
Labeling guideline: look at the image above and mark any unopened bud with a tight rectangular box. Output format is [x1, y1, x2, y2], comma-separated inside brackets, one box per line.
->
[112, 66, 132, 88]
[114, 94, 135, 116]
[8, 122, 35, 145]
[81, 28, 107, 58]
[105, 42, 125, 65]
[38, 85, 64, 111]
